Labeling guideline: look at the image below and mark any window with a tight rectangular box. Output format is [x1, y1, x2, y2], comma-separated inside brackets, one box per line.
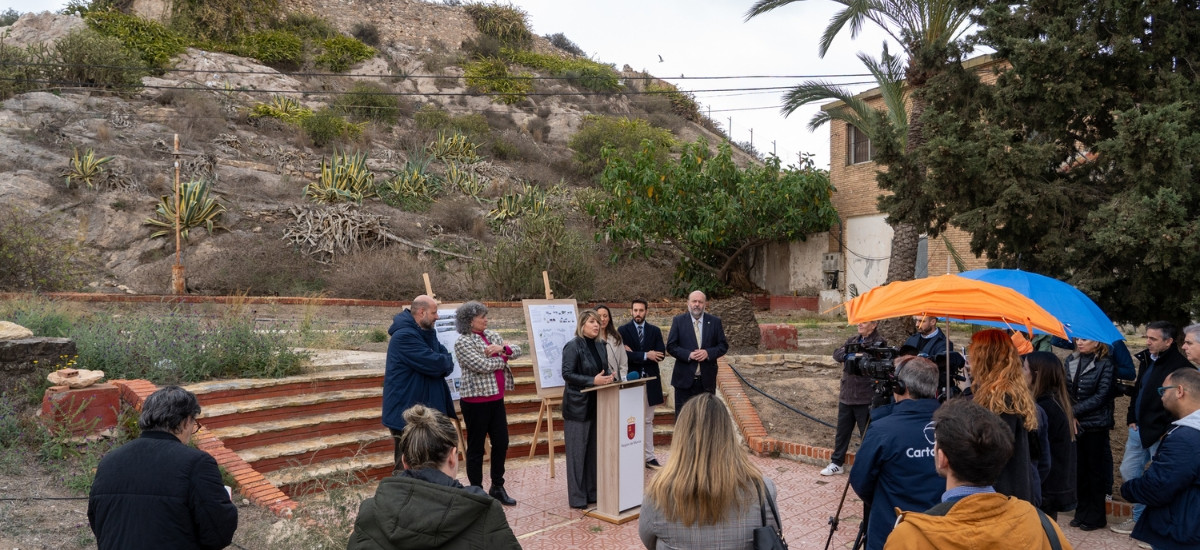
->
[847, 124, 873, 165]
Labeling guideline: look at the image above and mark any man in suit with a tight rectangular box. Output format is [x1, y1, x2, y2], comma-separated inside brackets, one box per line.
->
[666, 290, 729, 412]
[619, 298, 667, 468]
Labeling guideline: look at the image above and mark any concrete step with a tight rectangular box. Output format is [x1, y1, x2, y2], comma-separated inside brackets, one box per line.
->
[237, 428, 393, 473]
[267, 451, 395, 498]
[198, 388, 382, 429]
[186, 368, 383, 406]
[208, 408, 384, 451]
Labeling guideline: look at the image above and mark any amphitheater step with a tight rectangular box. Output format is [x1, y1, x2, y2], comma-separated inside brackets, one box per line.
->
[186, 368, 382, 406]
[198, 388, 381, 429]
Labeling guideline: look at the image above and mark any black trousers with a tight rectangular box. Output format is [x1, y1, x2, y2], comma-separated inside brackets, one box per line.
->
[674, 375, 713, 412]
[460, 399, 509, 488]
[831, 402, 870, 466]
[1074, 428, 1112, 528]
[389, 427, 404, 470]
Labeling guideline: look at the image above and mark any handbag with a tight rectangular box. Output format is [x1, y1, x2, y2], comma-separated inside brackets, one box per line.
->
[753, 481, 788, 550]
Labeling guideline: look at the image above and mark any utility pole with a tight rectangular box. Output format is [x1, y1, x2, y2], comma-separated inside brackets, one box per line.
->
[749, 128, 754, 148]
[728, 117, 732, 137]
[772, 140, 777, 156]
[171, 134, 186, 294]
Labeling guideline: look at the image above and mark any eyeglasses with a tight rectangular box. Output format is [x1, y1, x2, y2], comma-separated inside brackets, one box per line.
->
[1157, 385, 1179, 396]
[191, 418, 203, 434]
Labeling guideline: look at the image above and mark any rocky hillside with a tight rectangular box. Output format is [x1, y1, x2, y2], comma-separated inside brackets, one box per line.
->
[0, 2, 753, 302]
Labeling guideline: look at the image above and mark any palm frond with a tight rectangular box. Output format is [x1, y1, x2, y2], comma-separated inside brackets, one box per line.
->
[744, 0, 806, 21]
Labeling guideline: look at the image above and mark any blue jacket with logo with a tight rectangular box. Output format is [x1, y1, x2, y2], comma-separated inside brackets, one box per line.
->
[849, 398, 943, 550]
[1121, 410, 1200, 550]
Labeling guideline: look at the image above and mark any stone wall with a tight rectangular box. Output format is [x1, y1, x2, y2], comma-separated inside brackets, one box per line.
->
[706, 296, 760, 352]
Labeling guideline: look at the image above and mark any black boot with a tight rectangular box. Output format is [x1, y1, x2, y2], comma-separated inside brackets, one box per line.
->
[489, 485, 517, 506]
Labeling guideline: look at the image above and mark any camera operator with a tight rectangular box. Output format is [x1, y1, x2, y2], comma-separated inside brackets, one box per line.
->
[905, 316, 954, 360]
[823, 321, 887, 476]
[850, 357, 944, 550]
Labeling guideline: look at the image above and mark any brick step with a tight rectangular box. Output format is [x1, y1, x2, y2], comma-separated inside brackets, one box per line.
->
[208, 409, 384, 451]
[238, 429, 393, 473]
[267, 451, 396, 498]
[186, 368, 382, 406]
[198, 388, 382, 429]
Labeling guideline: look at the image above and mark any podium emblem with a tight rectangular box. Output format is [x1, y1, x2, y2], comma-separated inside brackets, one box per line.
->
[626, 416, 637, 440]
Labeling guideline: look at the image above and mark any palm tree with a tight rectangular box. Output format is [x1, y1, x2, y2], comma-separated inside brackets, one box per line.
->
[747, 0, 972, 341]
[782, 44, 908, 144]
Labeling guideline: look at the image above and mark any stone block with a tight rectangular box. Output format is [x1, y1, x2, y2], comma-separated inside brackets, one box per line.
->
[759, 324, 799, 351]
[41, 383, 121, 435]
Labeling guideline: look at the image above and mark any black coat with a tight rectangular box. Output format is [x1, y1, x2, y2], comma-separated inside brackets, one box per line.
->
[666, 312, 728, 392]
[1067, 352, 1115, 431]
[1037, 394, 1077, 513]
[561, 336, 609, 422]
[994, 411, 1036, 504]
[88, 431, 238, 550]
[618, 320, 666, 406]
[1127, 346, 1194, 447]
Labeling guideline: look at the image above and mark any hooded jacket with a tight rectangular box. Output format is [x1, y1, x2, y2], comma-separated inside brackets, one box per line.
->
[346, 468, 520, 550]
[849, 398, 942, 550]
[383, 310, 456, 431]
[883, 492, 1071, 550]
[1121, 409, 1200, 550]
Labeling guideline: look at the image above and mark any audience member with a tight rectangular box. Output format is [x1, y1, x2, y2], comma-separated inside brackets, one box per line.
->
[1064, 337, 1116, 531]
[639, 393, 779, 549]
[383, 295, 456, 467]
[1120, 368, 1200, 550]
[849, 357, 943, 550]
[1025, 351, 1078, 519]
[883, 399, 1072, 550]
[966, 329, 1040, 503]
[347, 404, 520, 549]
[88, 386, 238, 550]
[903, 315, 954, 359]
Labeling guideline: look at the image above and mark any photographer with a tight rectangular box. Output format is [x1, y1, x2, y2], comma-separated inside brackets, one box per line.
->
[850, 357, 944, 550]
[823, 321, 887, 476]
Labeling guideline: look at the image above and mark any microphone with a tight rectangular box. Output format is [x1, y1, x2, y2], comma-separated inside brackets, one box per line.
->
[626, 371, 641, 381]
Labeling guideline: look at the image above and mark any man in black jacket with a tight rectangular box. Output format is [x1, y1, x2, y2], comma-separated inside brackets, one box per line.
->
[618, 298, 667, 468]
[89, 386, 238, 550]
[1111, 321, 1195, 535]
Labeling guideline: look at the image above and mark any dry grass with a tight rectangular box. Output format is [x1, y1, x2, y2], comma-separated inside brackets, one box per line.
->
[187, 232, 327, 296]
[324, 246, 479, 301]
[428, 196, 483, 234]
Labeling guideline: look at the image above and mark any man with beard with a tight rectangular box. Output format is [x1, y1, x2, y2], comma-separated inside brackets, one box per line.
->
[667, 291, 728, 412]
[383, 294, 456, 468]
[618, 298, 667, 468]
[904, 315, 954, 359]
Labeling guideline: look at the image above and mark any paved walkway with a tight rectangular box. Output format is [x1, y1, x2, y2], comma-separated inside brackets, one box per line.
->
[496, 448, 1143, 549]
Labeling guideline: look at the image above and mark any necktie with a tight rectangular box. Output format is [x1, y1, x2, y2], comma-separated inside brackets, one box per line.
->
[693, 317, 703, 347]
[637, 324, 644, 345]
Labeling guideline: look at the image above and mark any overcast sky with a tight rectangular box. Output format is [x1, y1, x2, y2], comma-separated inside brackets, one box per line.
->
[4, 0, 898, 168]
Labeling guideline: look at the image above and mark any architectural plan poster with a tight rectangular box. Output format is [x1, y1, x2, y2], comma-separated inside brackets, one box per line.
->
[521, 299, 578, 398]
[434, 304, 463, 401]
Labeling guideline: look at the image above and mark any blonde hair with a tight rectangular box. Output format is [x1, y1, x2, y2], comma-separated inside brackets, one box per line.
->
[576, 310, 601, 339]
[397, 404, 457, 471]
[646, 393, 763, 526]
[969, 329, 1039, 430]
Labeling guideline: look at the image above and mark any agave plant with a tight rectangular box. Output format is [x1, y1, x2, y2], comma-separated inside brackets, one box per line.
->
[488, 181, 550, 222]
[63, 148, 115, 189]
[249, 95, 312, 125]
[426, 132, 481, 164]
[305, 150, 375, 204]
[145, 179, 226, 240]
[444, 162, 483, 199]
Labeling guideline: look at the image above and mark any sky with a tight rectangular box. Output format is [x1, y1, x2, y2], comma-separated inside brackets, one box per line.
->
[3, 0, 900, 168]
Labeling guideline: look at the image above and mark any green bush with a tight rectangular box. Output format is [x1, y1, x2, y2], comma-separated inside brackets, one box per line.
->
[504, 48, 619, 92]
[84, 9, 187, 71]
[414, 104, 451, 130]
[0, 43, 40, 101]
[646, 81, 700, 121]
[0, 297, 76, 338]
[479, 213, 593, 300]
[306, 149, 375, 204]
[238, 29, 304, 68]
[302, 108, 364, 147]
[72, 309, 307, 384]
[316, 35, 374, 72]
[463, 2, 532, 49]
[0, 8, 19, 27]
[335, 82, 400, 124]
[461, 34, 502, 60]
[249, 95, 313, 125]
[52, 28, 146, 91]
[170, 0, 278, 42]
[0, 209, 81, 292]
[413, 104, 490, 135]
[568, 116, 675, 176]
[544, 32, 585, 57]
[273, 12, 339, 41]
[464, 58, 531, 105]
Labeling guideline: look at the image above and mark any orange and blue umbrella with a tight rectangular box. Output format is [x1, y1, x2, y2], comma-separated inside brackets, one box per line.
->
[957, 269, 1123, 343]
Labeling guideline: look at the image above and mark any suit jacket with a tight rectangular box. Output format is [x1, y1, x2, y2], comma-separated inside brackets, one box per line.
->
[619, 320, 666, 406]
[666, 312, 729, 392]
[561, 336, 610, 422]
[1127, 346, 1194, 447]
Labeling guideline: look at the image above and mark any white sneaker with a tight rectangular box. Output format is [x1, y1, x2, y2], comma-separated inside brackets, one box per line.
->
[1110, 519, 1136, 535]
[1136, 543, 1151, 549]
[820, 463, 844, 476]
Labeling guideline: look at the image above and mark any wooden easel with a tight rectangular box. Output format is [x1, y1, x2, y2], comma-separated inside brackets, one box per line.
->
[525, 271, 570, 478]
[424, 272, 468, 461]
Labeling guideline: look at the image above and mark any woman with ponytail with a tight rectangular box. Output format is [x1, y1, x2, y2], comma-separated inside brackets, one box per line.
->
[347, 404, 519, 550]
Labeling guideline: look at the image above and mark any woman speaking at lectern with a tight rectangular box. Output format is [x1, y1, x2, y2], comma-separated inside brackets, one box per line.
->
[561, 309, 615, 509]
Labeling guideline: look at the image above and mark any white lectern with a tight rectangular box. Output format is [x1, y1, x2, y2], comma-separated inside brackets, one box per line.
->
[583, 376, 655, 524]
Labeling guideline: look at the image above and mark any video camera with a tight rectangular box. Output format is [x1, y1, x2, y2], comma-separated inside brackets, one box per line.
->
[844, 342, 900, 397]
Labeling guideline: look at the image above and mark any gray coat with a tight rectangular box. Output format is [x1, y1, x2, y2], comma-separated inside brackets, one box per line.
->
[639, 477, 779, 550]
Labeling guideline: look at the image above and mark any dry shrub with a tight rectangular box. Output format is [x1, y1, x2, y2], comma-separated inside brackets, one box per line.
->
[492, 129, 545, 163]
[526, 117, 551, 142]
[188, 232, 327, 296]
[512, 160, 560, 187]
[590, 255, 673, 302]
[427, 196, 482, 234]
[326, 247, 479, 300]
[482, 110, 517, 132]
[647, 111, 687, 134]
[165, 91, 229, 145]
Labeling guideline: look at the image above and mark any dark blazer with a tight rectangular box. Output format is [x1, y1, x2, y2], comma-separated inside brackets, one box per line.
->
[88, 431, 238, 550]
[618, 320, 666, 406]
[666, 312, 729, 392]
[1127, 346, 1194, 447]
[561, 336, 609, 422]
[383, 310, 456, 431]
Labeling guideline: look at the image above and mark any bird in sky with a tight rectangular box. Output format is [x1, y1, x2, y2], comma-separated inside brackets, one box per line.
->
[658, 55, 663, 62]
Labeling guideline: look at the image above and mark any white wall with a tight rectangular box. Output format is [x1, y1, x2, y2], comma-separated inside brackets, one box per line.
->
[843, 214, 892, 301]
[749, 233, 830, 294]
